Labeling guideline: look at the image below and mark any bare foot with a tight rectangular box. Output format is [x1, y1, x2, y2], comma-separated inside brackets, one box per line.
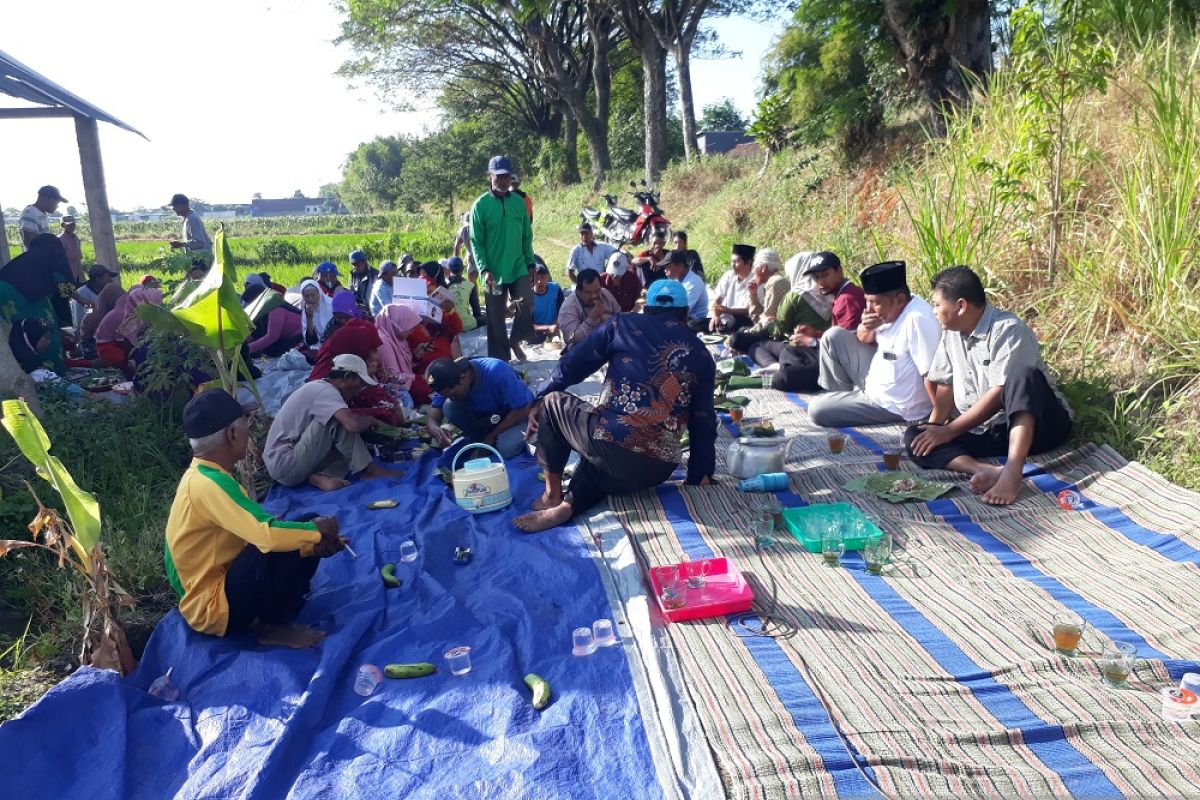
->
[982, 467, 1024, 506]
[310, 473, 350, 492]
[514, 503, 573, 533]
[252, 622, 326, 648]
[511, 344, 527, 363]
[360, 463, 403, 481]
[531, 490, 563, 511]
[969, 465, 1003, 495]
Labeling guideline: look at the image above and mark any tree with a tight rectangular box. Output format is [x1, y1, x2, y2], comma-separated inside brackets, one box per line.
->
[292, 189, 305, 198]
[340, 136, 408, 212]
[880, 0, 993, 135]
[609, 0, 673, 182]
[318, 183, 342, 202]
[699, 97, 748, 131]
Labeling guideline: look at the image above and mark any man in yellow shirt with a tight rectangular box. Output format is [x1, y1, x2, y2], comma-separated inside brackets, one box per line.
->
[165, 389, 346, 648]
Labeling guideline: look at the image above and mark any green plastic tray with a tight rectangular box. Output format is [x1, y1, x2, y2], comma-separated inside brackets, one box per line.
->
[781, 503, 883, 552]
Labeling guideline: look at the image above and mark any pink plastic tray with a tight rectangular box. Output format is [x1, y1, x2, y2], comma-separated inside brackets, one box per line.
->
[647, 557, 755, 622]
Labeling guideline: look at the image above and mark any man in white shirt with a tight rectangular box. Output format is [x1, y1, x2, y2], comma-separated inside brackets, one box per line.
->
[710, 243, 756, 333]
[167, 193, 213, 262]
[19, 185, 67, 250]
[565, 223, 617, 284]
[661, 251, 709, 330]
[808, 260, 941, 428]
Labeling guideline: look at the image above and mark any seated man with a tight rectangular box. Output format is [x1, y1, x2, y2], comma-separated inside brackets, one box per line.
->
[907, 266, 1072, 505]
[566, 222, 616, 286]
[749, 252, 864, 391]
[660, 251, 709, 331]
[710, 243, 756, 333]
[557, 268, 621, 350]
[808, 260, 940, 427]
[369, 259, 399, 316]
[671, 229, 704, 280]
[264, 353, 397, 491]
[424, 356, 534, 458]
[514, 279, 716, 532]
[166, 389, 347, 647]
[630, 232, 668, 291]
[530, 263, 565, 343]
[600, 251, 641, 313]
[729, 248, 790, 353]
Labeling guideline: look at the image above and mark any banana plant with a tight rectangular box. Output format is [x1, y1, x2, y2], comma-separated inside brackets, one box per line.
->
[0, 398, 134, 674]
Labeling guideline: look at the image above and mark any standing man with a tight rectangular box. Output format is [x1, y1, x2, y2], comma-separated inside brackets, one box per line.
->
[20, 185, 67, 250]
[565, 223, 616, 285]
[470, 156, 535, 363]
[511, 176, 534, 223]
[58, 215, 84, 284]
[167, 194, 212, 263]
[347, 250, 378, 311]
[514, 279, 717, 533]
[710, 244, 756, 333]
[808, 260, 941, 427]
[661, 251, 709, 331]
[671, 230, 704, 279]
[907, 266, 1073, 505]
[558, 268, 621, 350]
[453, 213, 476, 271]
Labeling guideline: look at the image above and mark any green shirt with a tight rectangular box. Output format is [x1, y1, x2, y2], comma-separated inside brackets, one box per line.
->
[767, 292, 830, 340]
[469, 190, 535, 286]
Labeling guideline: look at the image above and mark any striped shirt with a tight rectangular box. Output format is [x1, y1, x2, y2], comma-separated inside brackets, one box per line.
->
[19, 205, 49, 248]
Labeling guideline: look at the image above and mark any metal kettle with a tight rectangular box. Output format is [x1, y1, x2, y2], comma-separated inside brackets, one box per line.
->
[726, 436, 786, 479]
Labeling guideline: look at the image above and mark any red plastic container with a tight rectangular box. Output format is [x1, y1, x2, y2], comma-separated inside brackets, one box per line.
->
[647, 557, 755, 622]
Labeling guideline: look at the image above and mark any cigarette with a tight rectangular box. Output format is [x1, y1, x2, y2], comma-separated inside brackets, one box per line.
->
[343, 543, 358, 558]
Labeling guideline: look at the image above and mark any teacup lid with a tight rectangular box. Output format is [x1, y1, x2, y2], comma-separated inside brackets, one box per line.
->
[464, 458, 492, 471]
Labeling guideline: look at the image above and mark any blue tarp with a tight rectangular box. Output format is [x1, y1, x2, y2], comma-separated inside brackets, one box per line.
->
[0, 452, 665, 800]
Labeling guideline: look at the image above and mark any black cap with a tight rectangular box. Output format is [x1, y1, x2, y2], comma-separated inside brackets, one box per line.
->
[169, 193, 189, 206]
[87, 264, 117, 279]
[425, 357, 469, 393]
[732, 243, 756, 262]
[182, 389, 244, 439]
[38, 185, 67, 202]
[657, 250, 688, 268]
[534, 262, 550, 274]
[860, 260, 907, 295]
[803, 251, 842, 275]
[578, 222, 593, 232]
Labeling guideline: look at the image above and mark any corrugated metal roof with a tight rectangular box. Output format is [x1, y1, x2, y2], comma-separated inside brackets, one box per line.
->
[0, 49, 145, 138]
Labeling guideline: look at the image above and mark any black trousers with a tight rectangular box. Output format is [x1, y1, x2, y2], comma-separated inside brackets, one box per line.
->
[536, 392, 677, 512]
[687, 318, 710, 332]
[728, 328, 769, 354]
[903, 366, 1073, 471]
[750, 340, 822, 391]
[715, 313, 753, 335]
[224, 546, 320, 634]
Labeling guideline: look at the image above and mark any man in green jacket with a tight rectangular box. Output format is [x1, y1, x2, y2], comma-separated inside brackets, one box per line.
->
[471, 156, 536, 362]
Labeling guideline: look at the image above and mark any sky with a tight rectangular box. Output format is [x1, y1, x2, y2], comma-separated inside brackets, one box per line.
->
[1, 0, 789, 212]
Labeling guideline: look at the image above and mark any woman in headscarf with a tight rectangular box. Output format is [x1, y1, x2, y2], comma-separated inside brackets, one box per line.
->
[375, 303, 431, 405]
[0, 234, 89, 370]
[287, 278, 333, 353]
[416, 260, 465, 362]
[308, 318, 407, 424]
[244, 284, 303, 357]
[94, 286, 164, 375]
[323, 289, 364, 340]
[8, 317, 52, 374]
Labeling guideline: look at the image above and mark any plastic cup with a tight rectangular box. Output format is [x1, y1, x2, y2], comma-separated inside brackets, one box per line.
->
[1052, 613, 1087, 656]
[729, 407, 744, 424]
[684, 559, 711, 589]
[354, 664, 383, 696]
[828, 434, 846, 454]
[399, 539, 419, 563]
[760, 373, 773, 390]
[882, 448, 902, 470]
[821, 531, 845, 567]
[572, 626, 597, 656]
[1100, 641, 1136, 686]
[444, 646, 472, 675]
[593, 618, 618, 647]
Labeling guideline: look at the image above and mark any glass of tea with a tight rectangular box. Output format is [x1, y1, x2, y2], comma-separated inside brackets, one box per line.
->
[729, 406, 744, 424]
[863, 535, 893, 575]
[1100, 641, 1136, 686]
[828, 433, 847, 454]
[1052, 613, 1088, 656]
[658, 567, 687, 610]
[821, 531, 845, 567]
[882, 448, 902, 470]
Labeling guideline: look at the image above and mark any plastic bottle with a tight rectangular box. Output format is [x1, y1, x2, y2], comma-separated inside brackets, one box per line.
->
[737, 472, 789, 492]
[354, 664, 383, 697]
[148, 667, 180, 701]
[1056, 489, 1083, 510]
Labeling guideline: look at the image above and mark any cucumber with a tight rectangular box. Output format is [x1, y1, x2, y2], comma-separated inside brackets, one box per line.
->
[368, 499, 398, 510]
[380, 563, 402, 588]
[524, 673, 552, 710]
[385, 662, 436, 679]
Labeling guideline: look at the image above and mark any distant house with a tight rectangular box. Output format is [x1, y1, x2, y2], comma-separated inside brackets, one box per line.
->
[251, 196, 348, 217]
[697, 130, 753, 155]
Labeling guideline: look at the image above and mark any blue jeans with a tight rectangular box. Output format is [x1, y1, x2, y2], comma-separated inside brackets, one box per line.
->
[442, 399, 527, 459]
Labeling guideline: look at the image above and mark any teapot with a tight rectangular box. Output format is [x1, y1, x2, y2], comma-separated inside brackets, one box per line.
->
[726, 436, 786, 479]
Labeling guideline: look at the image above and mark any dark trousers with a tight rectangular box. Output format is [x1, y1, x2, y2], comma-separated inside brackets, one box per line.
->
[750, 340, 822, 392]
[536, 392, 677, 512]
[903, 366, 1073, 471]
[485, 274, 533, 361]
[224, 546, 319, 634]
[729, 328, 769, 354]
[716, 313, 753, 335]
[687, 318, 710, 332]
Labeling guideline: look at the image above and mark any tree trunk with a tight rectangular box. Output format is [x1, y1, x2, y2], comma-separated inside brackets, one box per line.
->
[641, 35, 669, 183]
[589, 15, 614, 188]
[562, 113, 581, 184]
[0, 320, 43, 417]
[881, 0, 993, 136]
[676, 42, 699, 159]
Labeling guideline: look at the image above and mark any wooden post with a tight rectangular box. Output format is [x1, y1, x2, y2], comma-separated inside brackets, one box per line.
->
[0, 196, 10, 267]
[74, 115, 119, 271]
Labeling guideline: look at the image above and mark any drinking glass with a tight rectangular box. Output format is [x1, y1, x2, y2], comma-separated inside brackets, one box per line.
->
[1100, 641, 1136, 686]
[863, 536, 892, 575]
[398, 539, 419, 563]
[828, 433, 846, 454]
[751, 510, 776, 549]
[821, 531, 845, 567]
[592, 618, 618, 647]
[571, 627, 596, 656]
[729, 407, 744, 424]
[685, 559, 712, 589]
[761, 373, 773, 391]
[882, 448, 902, 470]
[658, 568, 687, 610]
[1052, 613, 1087, 656]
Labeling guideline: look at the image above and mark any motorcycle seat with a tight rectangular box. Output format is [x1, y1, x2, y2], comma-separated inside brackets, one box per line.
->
[611, 206, 638, 223]
[582, 207, 600, 218]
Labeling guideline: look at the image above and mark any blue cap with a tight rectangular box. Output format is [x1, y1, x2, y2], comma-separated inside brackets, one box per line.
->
[446, 256, 464, 273]
[647, 279, 688, 309]
[487, 155, 515, 175]
[348, 250, 366, 263]
[316, 261, 339, 274]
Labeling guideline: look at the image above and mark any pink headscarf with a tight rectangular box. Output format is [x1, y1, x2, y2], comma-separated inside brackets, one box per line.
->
[374, 304, 422, 388]
[95, 287, 163, 343]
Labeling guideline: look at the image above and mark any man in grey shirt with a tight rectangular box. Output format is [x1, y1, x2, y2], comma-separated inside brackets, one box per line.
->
[907, 266, 1072, 506]
[168, 193, 212, 262]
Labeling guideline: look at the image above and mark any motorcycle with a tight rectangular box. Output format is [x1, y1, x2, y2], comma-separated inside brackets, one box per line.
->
[581, 180, 670, 246]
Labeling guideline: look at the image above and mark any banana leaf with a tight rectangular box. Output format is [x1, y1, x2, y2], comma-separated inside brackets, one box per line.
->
[169, 228, 253, 352]
[1, 399, 101, 567]
[716, 358, 750, 377]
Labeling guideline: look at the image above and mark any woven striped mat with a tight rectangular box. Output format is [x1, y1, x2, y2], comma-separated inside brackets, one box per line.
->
[603, 387, 1200, 799]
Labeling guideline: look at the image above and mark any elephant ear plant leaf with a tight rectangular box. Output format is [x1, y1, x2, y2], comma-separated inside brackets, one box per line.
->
[0, 399, 135, 675]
